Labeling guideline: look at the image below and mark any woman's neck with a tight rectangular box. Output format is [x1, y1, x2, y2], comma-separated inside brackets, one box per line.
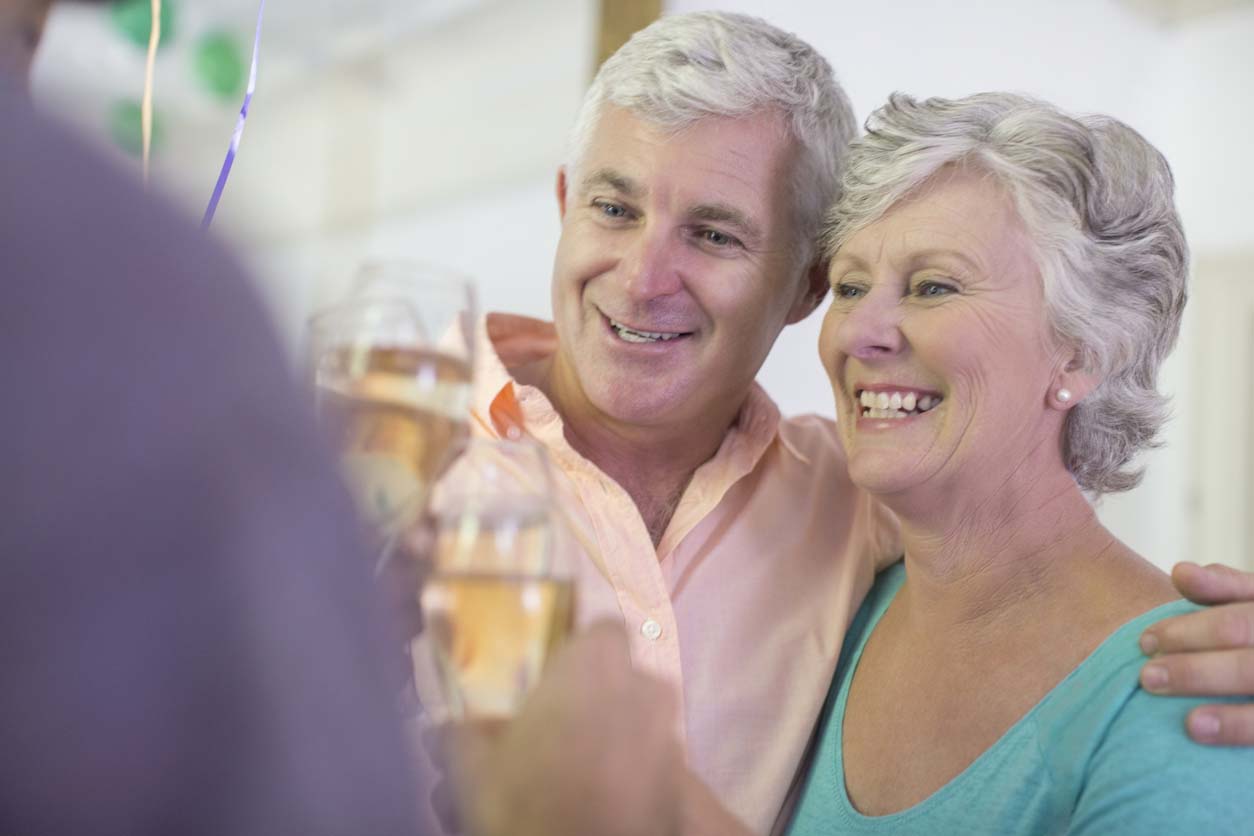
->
[889, 466, 1122, 633]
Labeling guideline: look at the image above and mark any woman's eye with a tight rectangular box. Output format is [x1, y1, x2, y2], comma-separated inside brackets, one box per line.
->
[915, 280, 956, 298]
[833, 283, 866, 300]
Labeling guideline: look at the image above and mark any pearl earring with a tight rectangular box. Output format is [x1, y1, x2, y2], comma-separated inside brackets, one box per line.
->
[1056, 388, 1073, 403]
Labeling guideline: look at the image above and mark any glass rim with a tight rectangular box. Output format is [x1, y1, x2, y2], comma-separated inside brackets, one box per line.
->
[352, 259, 479, 318]
[306, 259, 479, 362]
[305, 295, 424, 335]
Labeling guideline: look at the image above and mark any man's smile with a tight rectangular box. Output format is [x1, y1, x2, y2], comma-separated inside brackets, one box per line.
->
[598, 309, 696, 345]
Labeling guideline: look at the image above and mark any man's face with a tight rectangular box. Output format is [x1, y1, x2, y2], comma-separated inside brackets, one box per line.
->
[0, 0, 52, 83]
[549, 106, 816, 433]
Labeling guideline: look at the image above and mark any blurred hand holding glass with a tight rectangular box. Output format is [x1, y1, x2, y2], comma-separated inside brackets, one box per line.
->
[421, 439, 574, 719]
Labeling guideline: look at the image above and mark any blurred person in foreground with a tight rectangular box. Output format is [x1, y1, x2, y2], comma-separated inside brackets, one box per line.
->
[780, 92, 1254, 834]
[1, 2, 682, 835]
[419, 10, 1254, 834]
[0, 0, 49, 83]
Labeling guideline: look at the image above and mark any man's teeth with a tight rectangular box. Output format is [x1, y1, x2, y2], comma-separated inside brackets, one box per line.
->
[857, 389, 941, 419]
[610, 319, 684, 343]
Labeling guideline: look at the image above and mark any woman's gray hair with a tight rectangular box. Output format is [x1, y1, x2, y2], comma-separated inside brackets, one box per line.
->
[825, 92, 1188, 495]
[567, 11, 856, 265]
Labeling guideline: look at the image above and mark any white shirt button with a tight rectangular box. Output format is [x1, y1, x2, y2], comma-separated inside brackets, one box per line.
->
[641, 619, 663, 641]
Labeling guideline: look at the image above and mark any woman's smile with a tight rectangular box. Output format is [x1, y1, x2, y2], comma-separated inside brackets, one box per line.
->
[853, 385, 944, 421]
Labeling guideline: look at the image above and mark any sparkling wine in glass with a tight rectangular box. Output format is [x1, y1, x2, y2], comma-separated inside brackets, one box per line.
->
[307, 263, 476, 544]
[420, 439, 574, 719]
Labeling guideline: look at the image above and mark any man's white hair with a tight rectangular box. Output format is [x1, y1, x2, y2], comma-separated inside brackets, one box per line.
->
[566, 11, 856, 266]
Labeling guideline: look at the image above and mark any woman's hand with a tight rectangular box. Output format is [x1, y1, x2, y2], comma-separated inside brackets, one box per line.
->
[1139, 562, 1254, 745]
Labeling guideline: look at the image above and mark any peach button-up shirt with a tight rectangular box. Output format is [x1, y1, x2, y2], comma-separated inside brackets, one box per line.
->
[417, 314, 897, 835]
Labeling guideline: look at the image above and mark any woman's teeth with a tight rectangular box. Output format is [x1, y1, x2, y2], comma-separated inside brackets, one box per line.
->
[857, 389, 941, 420]
[610, 319, 685, 343]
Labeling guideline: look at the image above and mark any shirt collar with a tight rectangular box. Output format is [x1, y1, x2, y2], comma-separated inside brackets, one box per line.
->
[472, 313, 559, 439]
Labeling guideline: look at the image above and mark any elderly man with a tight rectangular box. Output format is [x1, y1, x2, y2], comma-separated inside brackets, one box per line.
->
[422, 14, 879, 833]
[427, 10, 1254, 834]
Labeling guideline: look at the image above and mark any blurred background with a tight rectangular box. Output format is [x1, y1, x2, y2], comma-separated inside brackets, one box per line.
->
[31, 0, 1254, 572]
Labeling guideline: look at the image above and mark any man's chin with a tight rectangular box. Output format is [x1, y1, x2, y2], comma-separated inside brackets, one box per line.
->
[584, 377, 696, 430]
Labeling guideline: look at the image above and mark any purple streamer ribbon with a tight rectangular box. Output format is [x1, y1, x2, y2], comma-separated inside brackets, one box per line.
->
[201, 0, 266, 230]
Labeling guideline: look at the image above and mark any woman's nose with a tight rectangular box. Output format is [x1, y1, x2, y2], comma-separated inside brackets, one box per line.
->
[832, 289, 905, 361]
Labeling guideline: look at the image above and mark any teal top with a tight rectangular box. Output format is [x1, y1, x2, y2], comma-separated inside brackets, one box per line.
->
[787, 563, 1254, 835]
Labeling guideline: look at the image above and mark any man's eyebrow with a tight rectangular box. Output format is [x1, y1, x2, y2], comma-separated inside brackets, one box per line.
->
[690, 203, 763, 243]
[579, 168, 642, 198]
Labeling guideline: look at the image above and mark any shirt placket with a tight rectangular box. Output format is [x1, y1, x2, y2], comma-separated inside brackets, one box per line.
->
[559, 454, 688, 740]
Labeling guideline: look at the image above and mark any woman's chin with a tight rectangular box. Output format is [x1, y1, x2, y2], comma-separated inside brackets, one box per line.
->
[847, 458, 919, 497]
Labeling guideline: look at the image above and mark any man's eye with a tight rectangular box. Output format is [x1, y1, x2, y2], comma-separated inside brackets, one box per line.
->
[833, 282, 866, 300]
[594, 200, 630, 220]
[700, 229, 738, 248]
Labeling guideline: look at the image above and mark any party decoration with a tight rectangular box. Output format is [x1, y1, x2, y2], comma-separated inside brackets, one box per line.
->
[108, 99, 164, 158]
[192, 31, 246, 100]
[201, 0, 266, 230]
[109, 0, 176, 51]
[141, 0, 162, 181]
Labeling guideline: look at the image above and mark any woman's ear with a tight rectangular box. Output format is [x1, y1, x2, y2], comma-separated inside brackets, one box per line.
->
[1048, 352, 1100, 411]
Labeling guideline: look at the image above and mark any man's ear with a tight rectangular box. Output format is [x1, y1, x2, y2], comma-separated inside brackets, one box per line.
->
[786, 256, 831, 325]
[555, 167, 569, 220]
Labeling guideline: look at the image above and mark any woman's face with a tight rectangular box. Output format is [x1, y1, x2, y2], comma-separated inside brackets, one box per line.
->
[819, 165, 1072, 500]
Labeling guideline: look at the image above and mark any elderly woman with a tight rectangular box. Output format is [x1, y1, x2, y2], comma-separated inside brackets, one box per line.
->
[782, 93, 1254, 834]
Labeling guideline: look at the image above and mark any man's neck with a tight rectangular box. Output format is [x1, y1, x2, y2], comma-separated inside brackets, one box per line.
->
[542, 356, 741, 548]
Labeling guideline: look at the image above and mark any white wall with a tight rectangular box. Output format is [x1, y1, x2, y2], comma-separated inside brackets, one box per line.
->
[250, 177, 562, 350]
[234, 0, 594, 348]
[1151, 4, 1254, 255]
[1147, 5, 1254, 570]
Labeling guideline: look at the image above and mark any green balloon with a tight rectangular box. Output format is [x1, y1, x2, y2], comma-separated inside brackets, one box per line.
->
[192, 31, 245, 100]
[110, 0, 177, 51]
[108, 99, 163, 158]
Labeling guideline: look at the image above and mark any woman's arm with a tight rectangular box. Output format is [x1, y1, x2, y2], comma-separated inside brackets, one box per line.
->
[1068, 684, 1254, 834]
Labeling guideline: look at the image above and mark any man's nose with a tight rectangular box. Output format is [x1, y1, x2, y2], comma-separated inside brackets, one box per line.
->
[834, 288, 905, 361]
[620, 225, 684, 302]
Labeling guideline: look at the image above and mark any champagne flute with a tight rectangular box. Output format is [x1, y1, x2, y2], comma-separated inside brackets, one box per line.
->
[307, 262, 476, 556]
[420, 438, 575, 719]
